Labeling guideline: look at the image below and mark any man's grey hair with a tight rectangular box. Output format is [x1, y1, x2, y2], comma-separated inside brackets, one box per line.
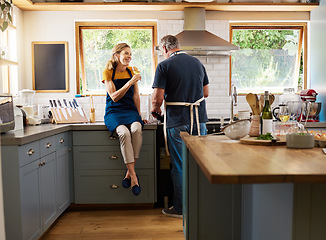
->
[160, 35, 180, 51]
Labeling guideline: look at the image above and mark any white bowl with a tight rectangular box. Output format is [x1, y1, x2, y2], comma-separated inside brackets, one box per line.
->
[222, 119, 251, 140]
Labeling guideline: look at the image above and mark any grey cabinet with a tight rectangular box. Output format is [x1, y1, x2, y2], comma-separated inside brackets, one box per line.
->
[1, 132, 72, 240]
[19, 156, 42, 240]
[73, 130, 156, 204]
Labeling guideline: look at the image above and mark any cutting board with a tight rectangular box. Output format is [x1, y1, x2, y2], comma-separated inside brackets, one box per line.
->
[240, 136, 286, 146]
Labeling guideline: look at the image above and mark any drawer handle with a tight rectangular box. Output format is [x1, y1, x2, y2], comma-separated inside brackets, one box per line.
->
[60, 138, 64, 143]
[38, 161, 45, 167]
[109, 155, 118, 159]
[109, 136, 117, 140]
[110, 185, 119, 189]
[28, 149, 34, 155]
[46, 142, 52, 148]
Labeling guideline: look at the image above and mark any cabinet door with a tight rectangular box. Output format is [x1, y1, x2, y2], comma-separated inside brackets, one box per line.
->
[39, 152, 57, 231]
[56, 147, 70, 215]
[20, 160, 42, 240]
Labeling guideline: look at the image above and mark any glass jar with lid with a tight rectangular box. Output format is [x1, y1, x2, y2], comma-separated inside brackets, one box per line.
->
[279, 88, 299, 104]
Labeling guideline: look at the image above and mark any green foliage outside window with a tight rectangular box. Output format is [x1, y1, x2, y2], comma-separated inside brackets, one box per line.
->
[232, 29, 303, 93]
[80, 28, 153, 94]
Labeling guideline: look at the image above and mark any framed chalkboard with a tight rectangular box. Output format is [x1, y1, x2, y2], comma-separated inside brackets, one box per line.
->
[32, 41, 69, 92]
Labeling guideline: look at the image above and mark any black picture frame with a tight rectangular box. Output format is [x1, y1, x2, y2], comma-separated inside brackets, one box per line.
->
[32, 41, 69, 93]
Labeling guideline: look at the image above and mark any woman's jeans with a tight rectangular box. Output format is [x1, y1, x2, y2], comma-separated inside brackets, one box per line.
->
[166, 123, 207, 212]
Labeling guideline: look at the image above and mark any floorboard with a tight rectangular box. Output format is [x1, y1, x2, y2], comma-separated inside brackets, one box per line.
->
[41, 208, 185, 240]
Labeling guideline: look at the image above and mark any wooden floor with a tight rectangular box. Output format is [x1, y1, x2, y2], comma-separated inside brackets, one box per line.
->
[42, 208, 185, 240]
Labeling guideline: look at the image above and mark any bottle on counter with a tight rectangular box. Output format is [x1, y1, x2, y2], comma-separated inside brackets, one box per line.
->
[261, 91, 273, 135]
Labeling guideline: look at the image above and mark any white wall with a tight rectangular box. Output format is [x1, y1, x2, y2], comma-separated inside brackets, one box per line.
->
[20, 10, 310, 120]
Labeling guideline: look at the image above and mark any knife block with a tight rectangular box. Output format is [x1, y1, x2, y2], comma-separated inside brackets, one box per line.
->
[51, 107, 88, 124]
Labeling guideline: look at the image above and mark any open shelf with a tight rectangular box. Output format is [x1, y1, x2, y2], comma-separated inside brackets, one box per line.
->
[0, 59, 18, 66]
[13, 0, 319, 12]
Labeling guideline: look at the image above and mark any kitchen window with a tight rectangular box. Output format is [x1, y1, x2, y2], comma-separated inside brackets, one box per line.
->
[75, 22, 157, 95]
[230, 23, 307, 94]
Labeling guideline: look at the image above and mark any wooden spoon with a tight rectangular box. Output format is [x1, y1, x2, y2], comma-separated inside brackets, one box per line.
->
[246, 93, 258, 115]
[254, 94, 260, 115]
[259, 94, 275, 111]
[269, 94, 275, 106]
[259, 95, 264, 113]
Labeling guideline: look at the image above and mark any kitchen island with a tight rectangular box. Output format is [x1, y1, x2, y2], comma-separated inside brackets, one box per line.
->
[181, 132, 326, 240]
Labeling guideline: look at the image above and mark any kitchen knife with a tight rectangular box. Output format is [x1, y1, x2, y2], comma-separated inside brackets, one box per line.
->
[57, 100, 68, 120]
[63, 99, 72, 117]
[53, 100, 62, 121]
[73, 98, 85, 117]
[69, 101, 76, 113]
[49, 100, 59, 121]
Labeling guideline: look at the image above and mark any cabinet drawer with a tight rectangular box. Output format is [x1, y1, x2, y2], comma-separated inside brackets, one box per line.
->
[55, 132, 70, 150]
[40, 135, 56, 157]
[19, 141, 40, 167]
[74, 169, 155, 204]
[74, 145, 154, 170]
[73, 130, 154, 146]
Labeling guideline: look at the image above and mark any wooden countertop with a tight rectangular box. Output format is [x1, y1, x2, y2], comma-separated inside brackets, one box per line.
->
[1, 122, 157, 146]
[180, 132, 326, 184]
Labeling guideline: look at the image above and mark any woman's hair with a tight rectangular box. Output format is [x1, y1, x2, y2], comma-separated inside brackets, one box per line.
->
[106, 43, 130, 70]
[160, 35, 180, 51]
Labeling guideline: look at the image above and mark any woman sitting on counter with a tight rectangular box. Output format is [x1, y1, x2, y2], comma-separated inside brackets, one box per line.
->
[102, 42, 144, 196]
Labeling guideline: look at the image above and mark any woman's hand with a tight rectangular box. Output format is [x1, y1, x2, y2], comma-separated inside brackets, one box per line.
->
[129, 74, 141, 86]
[142, 119, 149, 124]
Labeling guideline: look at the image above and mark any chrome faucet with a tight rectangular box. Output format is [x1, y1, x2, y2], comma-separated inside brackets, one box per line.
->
[230, 84, 237, 122]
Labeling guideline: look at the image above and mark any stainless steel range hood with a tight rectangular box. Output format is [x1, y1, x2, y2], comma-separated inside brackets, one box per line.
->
[175, 7, 239, 56]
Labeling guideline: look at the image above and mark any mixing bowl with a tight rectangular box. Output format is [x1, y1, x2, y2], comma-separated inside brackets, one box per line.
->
[221, 119, 251, 140]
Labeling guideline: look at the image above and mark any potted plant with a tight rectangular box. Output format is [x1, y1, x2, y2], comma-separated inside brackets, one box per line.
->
[0, 0, 13, 32]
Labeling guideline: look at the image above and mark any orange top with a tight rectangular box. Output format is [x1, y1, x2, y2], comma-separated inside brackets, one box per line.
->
[102, 66, 138, 83]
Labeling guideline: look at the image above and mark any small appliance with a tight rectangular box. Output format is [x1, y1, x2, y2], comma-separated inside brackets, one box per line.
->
[0, 94, 15, 133]
[299, 89, 322, 122]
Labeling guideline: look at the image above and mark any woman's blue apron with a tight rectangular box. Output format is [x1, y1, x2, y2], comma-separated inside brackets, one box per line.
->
[104, 67, 143, 132]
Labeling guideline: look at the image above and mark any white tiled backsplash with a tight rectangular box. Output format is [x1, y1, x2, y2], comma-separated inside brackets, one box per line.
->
[33, 19, 279, 122]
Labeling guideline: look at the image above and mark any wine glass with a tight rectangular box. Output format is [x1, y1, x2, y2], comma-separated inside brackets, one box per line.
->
[279, 105, 290, 122]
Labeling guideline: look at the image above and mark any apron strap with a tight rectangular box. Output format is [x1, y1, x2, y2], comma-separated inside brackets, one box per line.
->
[163, 97, 205, 156]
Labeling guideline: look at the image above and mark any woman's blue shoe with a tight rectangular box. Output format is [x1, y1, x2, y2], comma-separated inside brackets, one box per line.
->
[122, 170, 131, 188]
[131, 175, 141, 196]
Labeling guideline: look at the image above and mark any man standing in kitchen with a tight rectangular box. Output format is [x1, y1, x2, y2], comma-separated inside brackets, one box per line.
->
[151, 35, 209, 218]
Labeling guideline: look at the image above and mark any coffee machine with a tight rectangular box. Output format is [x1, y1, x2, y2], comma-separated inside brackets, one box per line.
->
[299, 89, 322, 122]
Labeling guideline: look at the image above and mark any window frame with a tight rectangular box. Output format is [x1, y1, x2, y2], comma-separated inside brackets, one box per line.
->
[75, 21, 158, 95]
[229, 22, 307, 95]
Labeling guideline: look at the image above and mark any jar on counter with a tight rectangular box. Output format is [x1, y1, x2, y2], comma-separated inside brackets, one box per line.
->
[279, 88, 299, 104]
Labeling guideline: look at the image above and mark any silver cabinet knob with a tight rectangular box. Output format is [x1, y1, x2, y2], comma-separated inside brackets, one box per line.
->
[60, 138, 64, 143]
[110, 185, 119, 189]
[46, 142, 52, 148]
[109, 155, 118, 159]
[28, 149, 34, 155]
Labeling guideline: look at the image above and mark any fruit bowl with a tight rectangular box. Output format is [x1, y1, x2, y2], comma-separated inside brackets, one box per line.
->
[221, 119, 251, 140]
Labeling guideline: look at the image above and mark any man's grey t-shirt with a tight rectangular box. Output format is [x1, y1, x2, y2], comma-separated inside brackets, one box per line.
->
[152, 52, 209, 128]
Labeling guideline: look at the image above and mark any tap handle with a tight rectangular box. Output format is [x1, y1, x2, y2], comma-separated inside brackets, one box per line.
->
[232, 85, 237, 106]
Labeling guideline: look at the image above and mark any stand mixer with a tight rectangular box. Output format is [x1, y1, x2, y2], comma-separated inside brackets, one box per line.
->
[299, 89, 322, 122]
